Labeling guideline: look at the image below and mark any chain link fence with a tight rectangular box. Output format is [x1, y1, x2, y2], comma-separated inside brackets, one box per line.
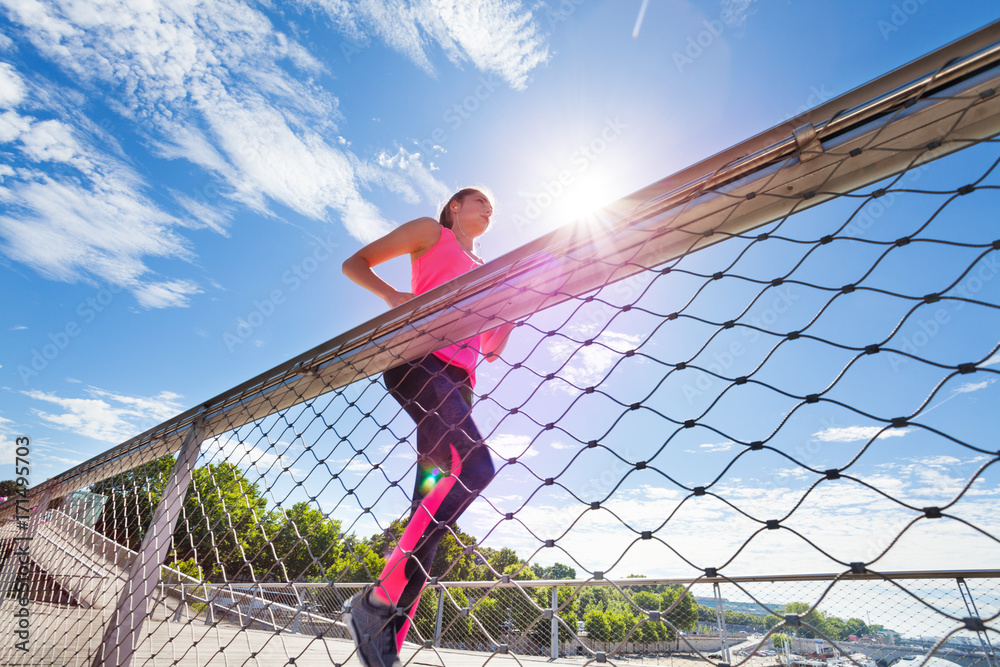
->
[2, 21, 999, 667]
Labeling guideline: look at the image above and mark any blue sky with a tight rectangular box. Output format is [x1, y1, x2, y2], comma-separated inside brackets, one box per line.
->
[2, 0, 1000, 586]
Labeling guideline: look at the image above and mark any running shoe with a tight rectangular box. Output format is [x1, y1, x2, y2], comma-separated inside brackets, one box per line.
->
[342, 589, 403, 667]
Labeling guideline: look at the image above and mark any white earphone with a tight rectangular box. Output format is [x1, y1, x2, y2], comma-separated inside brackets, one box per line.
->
[451, 202, 480, 255]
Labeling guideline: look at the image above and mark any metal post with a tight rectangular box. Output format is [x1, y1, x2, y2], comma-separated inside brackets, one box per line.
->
[205, 587, 216, 625]
[434, 584, 445, 647]
[93, 421, 204, 667]
[172, 584, 186, 623]
[957, 577, 997, 667]
[292, 586, 303, 634]
[713, 581, 731, 664]
[550, 585, 559, 660]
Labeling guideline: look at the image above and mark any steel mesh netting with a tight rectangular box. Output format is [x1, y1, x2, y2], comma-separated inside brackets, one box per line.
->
[2, 26, 1000, 667]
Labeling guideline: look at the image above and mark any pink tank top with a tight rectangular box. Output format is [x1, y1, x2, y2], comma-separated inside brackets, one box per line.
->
[411, 226, 483, 386]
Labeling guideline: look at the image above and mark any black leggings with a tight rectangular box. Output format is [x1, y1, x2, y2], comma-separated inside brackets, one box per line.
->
[382, 355, 495, 612]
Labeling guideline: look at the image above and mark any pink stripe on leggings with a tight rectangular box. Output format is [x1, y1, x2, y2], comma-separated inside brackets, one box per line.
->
[373, 444, 463, 609]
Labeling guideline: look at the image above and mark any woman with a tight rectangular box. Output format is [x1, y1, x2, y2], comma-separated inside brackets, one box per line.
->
[341, 187, 514, 667]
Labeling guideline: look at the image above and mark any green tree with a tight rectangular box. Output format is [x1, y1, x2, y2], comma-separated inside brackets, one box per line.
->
[368, 518, 481, 582]
[845, 617, 868, 638]
[661, 586, 697, 639]
[470, 594, 500, 645]
[606, 609, 630, 644]
[488, 563, 543, 648]
[826, 614, 847, 640]
[549, 562, 577, 579]
[92, 456, 175, 550]
[173, 462, 271, 580]
[0, 480, 25, 498]
[772, 633, 791, 651]
[530, 562, 577, 580]
[442, 586, 475, 641]
[482, 547, 522, 578]
[525, 584, 579, 646]
[584, 607, 610, 643]
[782, 602, 828, 638]
[267, 501, 344, 580]
[328, 539, 386, 584]
[631, 591, 662, 644]
[576, 585, 612, 617]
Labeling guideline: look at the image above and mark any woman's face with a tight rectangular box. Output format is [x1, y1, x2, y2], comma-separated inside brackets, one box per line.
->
[454, 191, 494, 238]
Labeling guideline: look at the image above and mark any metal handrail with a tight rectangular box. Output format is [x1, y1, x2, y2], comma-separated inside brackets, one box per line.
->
[167, 569, 1000, 589]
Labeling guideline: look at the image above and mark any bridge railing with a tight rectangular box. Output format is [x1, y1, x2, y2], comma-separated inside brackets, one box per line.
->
[156, 570, 999, 666]
[1, 20, 999, 667]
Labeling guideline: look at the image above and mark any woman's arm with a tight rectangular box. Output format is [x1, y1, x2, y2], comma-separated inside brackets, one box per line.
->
[481, 322, 515, 362]
[342, 217, 441, 308]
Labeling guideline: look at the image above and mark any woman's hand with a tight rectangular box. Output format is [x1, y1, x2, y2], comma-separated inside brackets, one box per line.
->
[482, 321, 516, 362]
[384, 291, 416, 309]
[342, 217, 440, 308]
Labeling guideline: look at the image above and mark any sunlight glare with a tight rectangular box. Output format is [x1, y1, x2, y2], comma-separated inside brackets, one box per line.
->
[546, 173, 624, 234]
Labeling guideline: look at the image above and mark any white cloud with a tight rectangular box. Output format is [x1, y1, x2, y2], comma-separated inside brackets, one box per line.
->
[0, 417, 18, 464]
[22, 386, 185, 443]
[131, 279, 203, 309]
[812, 425, 911, 442]
[201, 434, 306, 478]
[0, 435, 16, 465]
[983, 351, 1000, 367]
[912, 455, 962, 467]
[2, 0, 489, 299]
[0, 0, 554, 305]
[488, 432, 537, 460]
[0, 108, 31, 142]
[0, 61, 206, 307]
[468, 461, 1000, 577]
[954, 379, 994, 393]
[545, 325, 643, 392]
[1, 173, 196, 295]
[3, 0, 465, 239]
[299, 0, 548, 90]
[772, 467, 810, 480]
[695, 441, 733, 453]
[19, 118, 83, 164]
[0, 62, 26, 108]
[721, 0, 758, 27]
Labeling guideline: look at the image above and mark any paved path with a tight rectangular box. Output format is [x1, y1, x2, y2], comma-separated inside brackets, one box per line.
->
[2, 601, 569, 667]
